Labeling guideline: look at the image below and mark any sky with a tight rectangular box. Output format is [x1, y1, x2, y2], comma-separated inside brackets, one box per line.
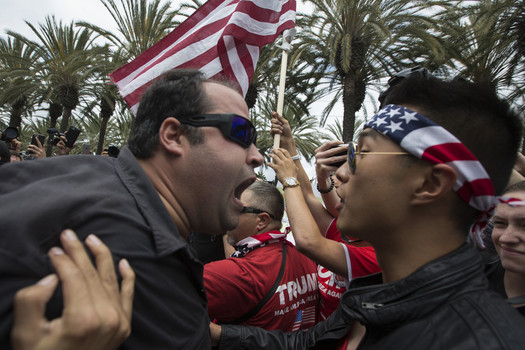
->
[0, 0, 115, 39]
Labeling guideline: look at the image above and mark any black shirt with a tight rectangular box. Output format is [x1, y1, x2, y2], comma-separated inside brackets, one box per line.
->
[485, 259, 525, 317]
[0, 147, 210, 349]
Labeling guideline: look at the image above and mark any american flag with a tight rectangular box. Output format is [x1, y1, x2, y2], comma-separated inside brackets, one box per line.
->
[231, 231, 286, 257]
[364, 104, 500, 247]
[291, 306, 316, 331]
[110, 0, 296, 114]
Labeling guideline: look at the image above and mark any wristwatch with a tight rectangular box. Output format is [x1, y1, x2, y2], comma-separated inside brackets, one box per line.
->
[283, 177, 300, 189]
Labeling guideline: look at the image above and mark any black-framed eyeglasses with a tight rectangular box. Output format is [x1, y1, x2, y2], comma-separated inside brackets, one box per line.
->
[347, 142, 409, 174]
[240, 206, 276, 220]
[178, 113, 257, 148]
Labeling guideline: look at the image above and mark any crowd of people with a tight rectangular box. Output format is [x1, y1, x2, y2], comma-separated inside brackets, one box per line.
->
[1, 66, 525, 350]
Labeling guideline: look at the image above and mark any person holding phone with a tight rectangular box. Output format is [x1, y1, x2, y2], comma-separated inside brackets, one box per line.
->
[27, 134, 46, 159]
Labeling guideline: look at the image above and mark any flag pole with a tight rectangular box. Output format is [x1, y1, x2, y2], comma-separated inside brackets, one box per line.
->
[273, 28, 296, 149]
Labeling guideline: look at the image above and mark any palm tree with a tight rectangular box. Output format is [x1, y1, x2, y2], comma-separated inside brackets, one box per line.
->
[75, 0, 179, 150]
[82, 48, 128, 154]
[325, 118, 364, 143]
[8, 16, 105, 132]
[0, 36, 40, 129]
[294, 0, 450, 142]
[437, 0, 521, 90]
[436, 0, 525, 151]
[502, 0, 525, 117]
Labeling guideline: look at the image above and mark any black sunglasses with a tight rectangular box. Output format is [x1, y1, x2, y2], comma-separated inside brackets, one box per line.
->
[240, 206, 276, 220]
[347, 142, 409, 174]
[177, 113, 257, 148]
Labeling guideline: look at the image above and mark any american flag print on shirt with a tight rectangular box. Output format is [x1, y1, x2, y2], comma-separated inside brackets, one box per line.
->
[291, 306, 316, 331]
[364, 104, 500, 247]
[110, 0, 296, 114]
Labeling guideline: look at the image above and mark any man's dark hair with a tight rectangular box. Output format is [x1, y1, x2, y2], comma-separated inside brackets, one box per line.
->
[246, 182, 285, 225]
[384, 75, 523, 231]
[128, 69, 213, 158]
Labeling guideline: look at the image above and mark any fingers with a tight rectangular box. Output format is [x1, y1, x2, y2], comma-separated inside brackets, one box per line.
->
[54, 230, 133, 348]
[269, 149, 297, 181]
[270, 148, 291, 160]
[27, 145, 45, 158]
[118, 259, 135, 323]
[85, 235, 120, 299]
[58, 230, 99, 285]
[79, 233, 134, 344]
[271, 111, 287, 124]
[270, 112, 291, 135]
[270, 113, 284, 137]
[315, 140, 344, 154]
[13, 230, 133, 350]
[27, 145, 38, 154]
[12, 274, 59, 346]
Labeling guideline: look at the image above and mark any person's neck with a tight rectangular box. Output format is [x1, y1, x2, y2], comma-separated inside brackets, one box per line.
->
[504, 270, 525, 301]
[373, 218, 465, 284]
[138, 157, 191, 240]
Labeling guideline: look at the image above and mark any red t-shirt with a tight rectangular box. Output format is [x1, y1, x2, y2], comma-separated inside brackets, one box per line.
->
[204, 232, 319, 331]
[318, 219, 380, 320]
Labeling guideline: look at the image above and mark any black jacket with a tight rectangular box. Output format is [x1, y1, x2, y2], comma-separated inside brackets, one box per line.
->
[0, 147, 210, 349]
[219, 244, 525, 349]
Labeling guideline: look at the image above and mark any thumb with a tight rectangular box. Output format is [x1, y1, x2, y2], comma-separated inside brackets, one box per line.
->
[12, 275, 59, 340]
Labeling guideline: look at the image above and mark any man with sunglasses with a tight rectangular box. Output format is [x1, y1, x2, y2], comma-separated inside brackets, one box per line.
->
[213, 74, 525, 349]
[0, 69, 263, 349]
[204, 181, 318, 331]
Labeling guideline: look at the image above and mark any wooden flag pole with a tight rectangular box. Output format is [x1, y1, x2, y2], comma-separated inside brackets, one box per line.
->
[273, 28, 296, 149]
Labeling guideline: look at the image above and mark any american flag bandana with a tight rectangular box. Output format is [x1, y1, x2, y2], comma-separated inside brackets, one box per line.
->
[231, 230, 287, 257]
[364, 104, 521, 247]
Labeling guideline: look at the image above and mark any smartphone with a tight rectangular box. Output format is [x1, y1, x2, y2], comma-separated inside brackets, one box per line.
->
[81, 143, 91, 154]
[29, 134, 46, 154]
[329, 144, 348, 168]
[64, 126, 81, 148]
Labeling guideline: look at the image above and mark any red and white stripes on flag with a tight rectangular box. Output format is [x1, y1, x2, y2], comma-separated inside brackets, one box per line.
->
[291, 306, 316, 331]
[110, 0, 296, 114]
[365, 104, 499, 247]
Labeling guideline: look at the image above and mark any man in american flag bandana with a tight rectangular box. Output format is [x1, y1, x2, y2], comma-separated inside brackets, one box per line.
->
[217, 74, 525, 349]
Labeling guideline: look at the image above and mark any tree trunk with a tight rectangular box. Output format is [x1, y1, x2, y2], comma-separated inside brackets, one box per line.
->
[59, 107, 72, 132]
[96, 115, 110, 155]
[96, 94, 116, 155]
[8, 107, 23, 129]
[9, 97, 26, 129]
[46, 102, 63, 157]
[342, 73, 356, 143]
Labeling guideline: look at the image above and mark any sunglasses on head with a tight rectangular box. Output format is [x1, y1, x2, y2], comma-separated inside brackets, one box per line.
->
[178, 113, 257, 148]
[347, 142, 409, 174]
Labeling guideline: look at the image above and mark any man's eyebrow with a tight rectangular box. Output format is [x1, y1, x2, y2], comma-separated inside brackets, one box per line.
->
[358, 129, 377, 140]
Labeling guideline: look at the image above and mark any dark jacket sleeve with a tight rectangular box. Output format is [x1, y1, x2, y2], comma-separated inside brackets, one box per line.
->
[218, 305, 352, 350]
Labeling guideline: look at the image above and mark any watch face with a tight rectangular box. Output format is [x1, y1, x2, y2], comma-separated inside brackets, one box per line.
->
[286, 178, 297, 186]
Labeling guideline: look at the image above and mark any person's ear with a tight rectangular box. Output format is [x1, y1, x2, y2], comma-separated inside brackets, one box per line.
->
[412, 163, 457, 205]
[256, 213, 272, 231]
[158, 117, 185, 156]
